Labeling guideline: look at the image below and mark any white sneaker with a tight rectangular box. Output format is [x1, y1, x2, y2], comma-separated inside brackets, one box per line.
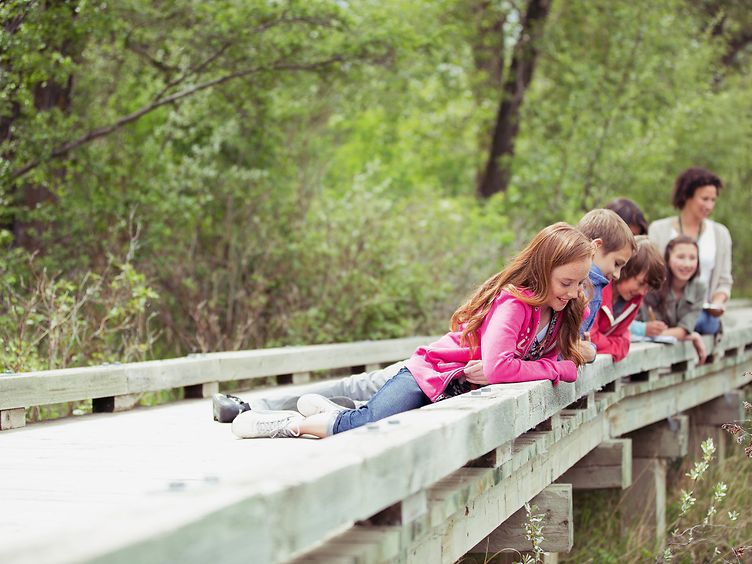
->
[297, 394, 350, 417]
[231, 409, 303, 439]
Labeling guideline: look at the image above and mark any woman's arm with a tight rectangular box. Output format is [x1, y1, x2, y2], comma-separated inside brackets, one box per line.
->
[712, 224, 733, 303]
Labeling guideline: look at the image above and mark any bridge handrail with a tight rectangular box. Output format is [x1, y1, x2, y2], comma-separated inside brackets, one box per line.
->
[0, 336, 432, 412]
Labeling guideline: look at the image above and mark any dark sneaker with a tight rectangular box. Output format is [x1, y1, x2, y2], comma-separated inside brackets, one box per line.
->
[212, 393, 250, 423]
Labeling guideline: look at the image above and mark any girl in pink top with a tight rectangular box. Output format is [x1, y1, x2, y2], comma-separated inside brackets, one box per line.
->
[232, 223, 594, 439]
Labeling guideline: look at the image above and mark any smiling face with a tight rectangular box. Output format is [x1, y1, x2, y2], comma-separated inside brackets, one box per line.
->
[593, 244, 634, 281]
[668, 242, 699, 285]
[616, 272, 650, 302]
[546, 258, 592, 312]
[683, 184, 718, 221]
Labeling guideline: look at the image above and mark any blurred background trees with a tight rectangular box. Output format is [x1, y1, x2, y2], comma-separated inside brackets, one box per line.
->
[2, 0, 751, 370]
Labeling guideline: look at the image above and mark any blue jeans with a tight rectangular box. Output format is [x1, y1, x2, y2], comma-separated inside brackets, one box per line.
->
[695, 310, 721, 335]
[332, 367, 431, 434]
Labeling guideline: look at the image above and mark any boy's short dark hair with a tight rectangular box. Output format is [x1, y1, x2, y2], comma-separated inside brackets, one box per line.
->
[672, 167, 723, 210]
[576, 209, 637, 254]
[604, 198, 648, 235]
[620, 236, 665, 290]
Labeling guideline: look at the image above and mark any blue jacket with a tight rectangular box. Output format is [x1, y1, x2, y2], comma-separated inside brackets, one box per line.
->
[580, 264, 609, 334]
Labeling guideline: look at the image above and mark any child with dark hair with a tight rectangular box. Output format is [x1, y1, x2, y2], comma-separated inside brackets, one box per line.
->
[637, 235, 707, 364]
[604, 198, 648, 236]
[589, 236, 665, 361]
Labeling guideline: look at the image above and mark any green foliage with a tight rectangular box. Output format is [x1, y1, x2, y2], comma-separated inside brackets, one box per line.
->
[0, 235, 158, 372]
[1, 0, 751, 370]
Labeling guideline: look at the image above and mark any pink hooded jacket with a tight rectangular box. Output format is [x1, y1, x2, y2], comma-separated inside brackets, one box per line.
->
[406, 288, 579, 402]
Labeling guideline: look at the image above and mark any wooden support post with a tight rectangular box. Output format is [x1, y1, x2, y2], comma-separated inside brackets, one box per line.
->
[1, 407, 26, 430]
[184, 381, 219, 399]
[292, 371, 311, 385]
[470, 484, 573, 556]
[688, 391, 744, 462]
[92, 393, 141, 413]
[558, 439, 632, 489]
[620, 458, 667, 545]
[628, 415, 689, 459]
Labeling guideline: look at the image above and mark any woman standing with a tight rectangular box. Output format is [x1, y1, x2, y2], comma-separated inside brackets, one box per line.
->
[648, 167, 733, 334]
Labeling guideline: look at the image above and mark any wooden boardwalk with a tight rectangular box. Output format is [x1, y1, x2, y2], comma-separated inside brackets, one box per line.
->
[2, 310, 752, 564]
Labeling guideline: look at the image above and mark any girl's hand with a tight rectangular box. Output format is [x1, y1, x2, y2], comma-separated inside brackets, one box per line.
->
[577, 339, 596, 363]
[464, 360, 488, 385]
[645, 320, 668, 336]
[690, 332, 707, 365]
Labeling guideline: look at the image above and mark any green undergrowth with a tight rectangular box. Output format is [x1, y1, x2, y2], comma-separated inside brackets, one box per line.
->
[562, 436, 752, 563]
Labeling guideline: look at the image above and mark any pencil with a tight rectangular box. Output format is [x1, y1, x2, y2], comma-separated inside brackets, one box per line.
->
[648, 306, 656, 322]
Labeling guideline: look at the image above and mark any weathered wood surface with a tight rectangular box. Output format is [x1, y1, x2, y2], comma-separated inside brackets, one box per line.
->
[557, 439, 632, 489]
[628, 415, 689, 459]
[471, 484, 573, 553]
[0, 337, 431, 411]
[1, 309, 751, 564]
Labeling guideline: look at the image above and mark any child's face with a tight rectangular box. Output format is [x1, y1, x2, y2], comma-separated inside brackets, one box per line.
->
[668, 243, 698, 285]
[546, 258, 591, 312]
[616, 272, 650, 302]
[593, 244, 633, 281]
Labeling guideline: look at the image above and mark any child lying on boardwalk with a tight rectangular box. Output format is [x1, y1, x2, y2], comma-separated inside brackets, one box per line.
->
[232, 223, 594, 439]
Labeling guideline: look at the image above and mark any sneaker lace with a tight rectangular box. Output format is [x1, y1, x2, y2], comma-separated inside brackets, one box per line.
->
[261, 416, 301, 439]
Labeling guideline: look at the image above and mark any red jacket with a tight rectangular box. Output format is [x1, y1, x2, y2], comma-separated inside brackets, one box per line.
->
[589, 283, 643, 362]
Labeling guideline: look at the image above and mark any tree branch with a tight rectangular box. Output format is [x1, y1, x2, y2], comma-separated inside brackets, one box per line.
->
[10, 55, 344, 181]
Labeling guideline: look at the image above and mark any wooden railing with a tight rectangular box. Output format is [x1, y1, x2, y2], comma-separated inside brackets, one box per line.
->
[0, 336, 430, 428]
[1, 308, 751, 563]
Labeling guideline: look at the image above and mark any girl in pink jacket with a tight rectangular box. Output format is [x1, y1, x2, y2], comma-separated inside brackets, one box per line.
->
[233, 223, 594, 439]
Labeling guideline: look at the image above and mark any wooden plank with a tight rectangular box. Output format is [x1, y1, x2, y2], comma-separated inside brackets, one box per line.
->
[557, 439, 631, 489]
[0, 365, 128, 410]
[608, 362, 752, 436]
[0, 407, 26, 430]
[472, 484, 573, 553]
[0, 337, 433, 410]
[628, 415, 689, 459]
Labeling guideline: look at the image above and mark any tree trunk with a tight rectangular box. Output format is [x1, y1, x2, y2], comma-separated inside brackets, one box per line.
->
[477, 0, 551, 199]
[4, 3, 78, 250]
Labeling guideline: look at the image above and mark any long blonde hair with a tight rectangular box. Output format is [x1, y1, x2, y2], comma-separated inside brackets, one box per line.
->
[450, 223, 594, 365]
